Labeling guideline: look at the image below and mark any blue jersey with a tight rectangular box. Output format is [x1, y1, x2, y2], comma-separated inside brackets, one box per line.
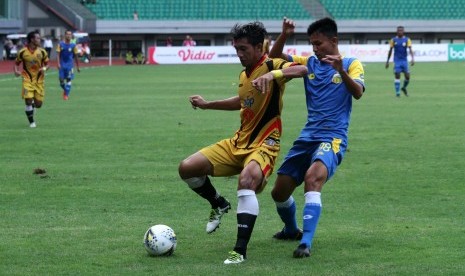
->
[56, 41, 78, 68]
[389, 36, 412, 62]
[288, 55, 365, 151]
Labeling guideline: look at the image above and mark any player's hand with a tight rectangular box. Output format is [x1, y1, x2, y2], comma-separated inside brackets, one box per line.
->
[77, 67, 81, 73]
[385, 62, 389, 69]
[321, 55, 343, 72]
[252, 73, 274, 94]
[410, 60, 415, 66]
[282, 17, 295, 37]
[189, 95, 208, 109]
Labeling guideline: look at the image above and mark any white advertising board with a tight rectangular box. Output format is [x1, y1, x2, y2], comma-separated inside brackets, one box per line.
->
[148, 44, 450, 64]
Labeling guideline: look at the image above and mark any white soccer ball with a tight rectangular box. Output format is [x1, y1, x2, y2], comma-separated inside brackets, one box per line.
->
[143, 224, 177, 256]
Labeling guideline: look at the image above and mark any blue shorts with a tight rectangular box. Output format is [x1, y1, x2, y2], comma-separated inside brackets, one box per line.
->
[59, 67, 75, 81]
[393, 60, 409, 74]
[277, 140, 344, 186]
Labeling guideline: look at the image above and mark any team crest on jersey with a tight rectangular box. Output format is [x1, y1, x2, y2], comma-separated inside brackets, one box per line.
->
[243, 97, 254, 108]
[332, 73, 342, 84]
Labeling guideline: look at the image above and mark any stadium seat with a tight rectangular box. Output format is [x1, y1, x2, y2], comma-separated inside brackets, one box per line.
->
[84, 0, 312, 20]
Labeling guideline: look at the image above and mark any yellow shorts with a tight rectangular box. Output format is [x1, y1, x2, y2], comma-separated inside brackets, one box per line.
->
[21, 81, 45, 101]
[199, 138, 279, 179]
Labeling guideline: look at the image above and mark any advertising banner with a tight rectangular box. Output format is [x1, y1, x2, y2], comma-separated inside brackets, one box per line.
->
[448, 44, 465, 61]
[148, 44, 451, 64]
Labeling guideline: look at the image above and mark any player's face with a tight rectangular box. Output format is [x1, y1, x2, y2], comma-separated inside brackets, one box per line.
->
[64, 31, 72, 42]
[309, 32, 337, 60]
[30, 33, 41, 48]
[397, 27, 404, 37]
[233, 37, 263, 68]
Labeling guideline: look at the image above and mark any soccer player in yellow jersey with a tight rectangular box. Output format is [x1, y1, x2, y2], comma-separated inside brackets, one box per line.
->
[14, 31, 49, 128]
[178, 21, 308, 264]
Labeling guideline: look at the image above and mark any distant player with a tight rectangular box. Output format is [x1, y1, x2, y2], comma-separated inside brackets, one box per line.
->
[385, 26, 414, 97]
[14, 31, 49, 128]
[56, 30, 80, 100]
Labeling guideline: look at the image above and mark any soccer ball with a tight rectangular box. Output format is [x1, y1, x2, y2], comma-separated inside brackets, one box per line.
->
[143, 224, 177, 256]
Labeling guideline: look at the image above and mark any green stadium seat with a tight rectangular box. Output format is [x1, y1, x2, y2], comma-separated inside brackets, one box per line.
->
[85, 0, 311, 20]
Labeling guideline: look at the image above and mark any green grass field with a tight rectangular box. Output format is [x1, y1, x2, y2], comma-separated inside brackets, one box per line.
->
[1, 61, 464, 275]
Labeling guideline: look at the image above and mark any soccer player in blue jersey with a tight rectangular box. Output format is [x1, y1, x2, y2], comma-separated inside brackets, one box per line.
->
[179, 21, 307, 264]
[385, 26, 414, 97]
[268, 17, 365, 258]
[56, 30, 80, 100]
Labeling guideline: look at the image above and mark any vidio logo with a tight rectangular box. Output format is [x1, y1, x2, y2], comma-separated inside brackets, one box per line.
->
[448, 45, 465, 61]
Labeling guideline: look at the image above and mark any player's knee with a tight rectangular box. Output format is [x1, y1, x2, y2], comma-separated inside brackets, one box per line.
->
[178, 157, 207, 179]
[238, 172, 262, 191]
[271, 188, 282, 201]
[178, 159, 191, 178]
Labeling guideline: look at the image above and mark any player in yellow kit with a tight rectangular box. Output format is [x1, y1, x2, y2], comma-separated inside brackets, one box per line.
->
[14, 30, 49, 128]
[178, 21, 308, 264]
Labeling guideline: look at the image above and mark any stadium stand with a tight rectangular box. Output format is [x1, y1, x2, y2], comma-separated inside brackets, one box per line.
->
[320, 0, 465, 20]
[83, 0, 311, 20]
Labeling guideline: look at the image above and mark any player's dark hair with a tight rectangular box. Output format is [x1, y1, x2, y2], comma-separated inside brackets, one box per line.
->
[307, 17, 338, 38]
[27, 30, 40, 43]
[230, 21, 267, 46]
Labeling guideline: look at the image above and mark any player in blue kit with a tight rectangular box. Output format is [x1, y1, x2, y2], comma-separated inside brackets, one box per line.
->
[385, 26, 414, 97]
[56, 30, 80, 100]
[268, 17, 365, 258]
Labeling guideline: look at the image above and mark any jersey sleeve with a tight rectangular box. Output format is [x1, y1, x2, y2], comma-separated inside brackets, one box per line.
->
[73, 45, 80, 55]
[407, 38, 412, 47]
[389, 39, 394, 48]
[272, 58, 300, 85]
[289, 55, 309, 66]
[15, 49, 23, 65]
[56, 42, 62, 53]
[42, 48, 49, 65]
[348, 59, 365, 89]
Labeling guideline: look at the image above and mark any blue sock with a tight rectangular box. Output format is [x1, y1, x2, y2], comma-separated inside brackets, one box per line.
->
[275, 196, 298, 234]
[301, 192, 321, 248]
[65, 82, 71, 96]
[394, 80, 401, 96]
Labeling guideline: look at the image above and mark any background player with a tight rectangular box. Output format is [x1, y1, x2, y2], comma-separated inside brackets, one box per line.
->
[178, 21, 307, 264]
[56, 30, 80, 100]
[14, 30, 49, 128]
[269, 17, 365, 258]
[385, 26, 414, 97]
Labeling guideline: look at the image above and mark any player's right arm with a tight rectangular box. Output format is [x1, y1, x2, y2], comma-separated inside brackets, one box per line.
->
[269, 17, 295, 60]
[14, 51, 22, 77]
[189, 95, 241, 111]
[385, 39, 394, 69]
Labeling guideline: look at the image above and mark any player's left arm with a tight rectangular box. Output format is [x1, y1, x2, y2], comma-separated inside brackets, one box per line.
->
[322, 55, 364, 100]
[408, 39, 414, 66]
[41, 48, 49, 72]
[73, 46, 81, 72]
